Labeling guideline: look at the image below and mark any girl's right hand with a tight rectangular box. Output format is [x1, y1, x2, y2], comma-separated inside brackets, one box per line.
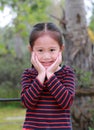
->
[31, 52, 46, 83]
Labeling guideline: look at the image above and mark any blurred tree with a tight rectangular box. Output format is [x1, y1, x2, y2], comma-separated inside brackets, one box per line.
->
[88, 28, 94, 43]
[0, 0, 51, 58]
[0, 0, 52, 96]
[0, 27, 15, 56]
[63, 0, 93, 72]
[61, 1, 94, 129]
[0, 0, 51, 38]
[88, 2, 94, 57]
[89, 1, 94, 31]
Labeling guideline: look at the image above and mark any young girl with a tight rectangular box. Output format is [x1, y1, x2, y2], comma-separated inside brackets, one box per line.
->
[21, 22, 76, 130]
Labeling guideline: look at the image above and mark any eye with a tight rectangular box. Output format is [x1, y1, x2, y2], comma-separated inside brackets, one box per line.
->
[50, 49, 55, 52]
[38, 49, 43, 52]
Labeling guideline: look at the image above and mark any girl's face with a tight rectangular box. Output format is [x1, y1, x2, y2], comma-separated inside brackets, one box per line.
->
[31, 35, 63, 69]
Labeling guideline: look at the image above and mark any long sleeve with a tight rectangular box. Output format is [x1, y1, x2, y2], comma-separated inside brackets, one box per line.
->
[47, 66, 75, 109]
[21, 66, 75, 129]
[21, 69, 44, 109]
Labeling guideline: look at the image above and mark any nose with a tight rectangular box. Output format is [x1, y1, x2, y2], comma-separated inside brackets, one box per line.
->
[43, 52, 51, 59]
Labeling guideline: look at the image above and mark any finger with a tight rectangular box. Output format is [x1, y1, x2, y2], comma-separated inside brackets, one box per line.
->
[31, 52, 38, 68]
[31, 52, 35, 64]
[35, 55, 44, 68]
[58, 52, 62, 64]
[53, 54, 60, 65]
[47, 53, 61, 70]
[48, 56, 59, 70]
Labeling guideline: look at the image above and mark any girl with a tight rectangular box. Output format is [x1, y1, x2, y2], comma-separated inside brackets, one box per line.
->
[21, 22, 76, 130]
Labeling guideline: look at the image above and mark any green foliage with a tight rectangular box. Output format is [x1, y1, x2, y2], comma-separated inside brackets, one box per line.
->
[89, 19, 94, 32]
[89, 128, 94, 130]
[0, 0, 52, 100]
[89, 2, 94, 32]
[0, 0, 51, 39]
[14, 0, 51, 37]
[0, 27, 16, 57]
[0, 54, 30, 98]
[74, 67, 93, 88]
[0, 81, 18, 98]
[0, 44, 8, 55]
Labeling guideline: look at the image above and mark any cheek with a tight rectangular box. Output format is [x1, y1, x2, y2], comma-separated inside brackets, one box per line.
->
[35, 53, 42, 61]
[53, 52, 59, 59]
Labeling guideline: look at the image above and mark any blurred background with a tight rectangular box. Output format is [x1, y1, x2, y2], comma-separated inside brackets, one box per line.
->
[0, 0, 94, 130]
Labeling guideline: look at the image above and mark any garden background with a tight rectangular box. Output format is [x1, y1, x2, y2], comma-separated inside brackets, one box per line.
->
[0, 0, 94, 130]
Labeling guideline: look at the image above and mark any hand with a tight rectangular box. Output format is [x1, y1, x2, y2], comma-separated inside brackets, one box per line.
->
[46, 52, 62, 79]
[31, 52, 46, 83]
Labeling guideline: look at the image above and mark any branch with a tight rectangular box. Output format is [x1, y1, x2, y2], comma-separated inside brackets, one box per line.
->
[76, 88, 94, 96]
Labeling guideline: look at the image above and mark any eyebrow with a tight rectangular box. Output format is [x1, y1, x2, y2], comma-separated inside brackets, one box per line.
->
[34, 46, 57, 48]
[49, 47, 57, 49]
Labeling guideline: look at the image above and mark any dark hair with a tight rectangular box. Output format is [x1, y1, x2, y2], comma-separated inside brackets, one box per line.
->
[29, 22, 63, 48]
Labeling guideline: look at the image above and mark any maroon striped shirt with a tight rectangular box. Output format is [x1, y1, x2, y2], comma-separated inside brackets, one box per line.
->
[21, 65, 75, 130]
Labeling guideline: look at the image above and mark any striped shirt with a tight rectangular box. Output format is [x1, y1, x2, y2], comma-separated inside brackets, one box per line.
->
[21, 65, 75, 130]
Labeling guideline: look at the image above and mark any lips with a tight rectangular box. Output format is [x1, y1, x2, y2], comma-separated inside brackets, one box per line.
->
[41, 61, 54, 67]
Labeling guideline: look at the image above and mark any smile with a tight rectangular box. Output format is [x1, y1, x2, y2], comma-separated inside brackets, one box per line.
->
[42, 61, 53, 66]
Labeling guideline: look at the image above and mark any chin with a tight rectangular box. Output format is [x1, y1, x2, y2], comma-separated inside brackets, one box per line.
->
[44, 67, 49, 69]
[44, 66, 50, 69]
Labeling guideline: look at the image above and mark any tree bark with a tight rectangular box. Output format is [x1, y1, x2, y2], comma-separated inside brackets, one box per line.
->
[76, 87, 94, 96]
[64, 0, 92, 71]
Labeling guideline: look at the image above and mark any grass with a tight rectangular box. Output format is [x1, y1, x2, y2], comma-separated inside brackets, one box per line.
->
[0, 105, 26, 130]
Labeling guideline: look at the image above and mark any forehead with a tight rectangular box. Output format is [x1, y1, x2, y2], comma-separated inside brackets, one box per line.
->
[34, 35, 60, 48]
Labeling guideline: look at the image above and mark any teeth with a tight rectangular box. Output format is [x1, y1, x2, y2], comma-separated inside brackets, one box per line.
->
[42, 61, 53, 66]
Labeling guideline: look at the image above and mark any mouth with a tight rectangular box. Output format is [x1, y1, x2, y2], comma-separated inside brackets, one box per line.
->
[41, 61, 54, 67]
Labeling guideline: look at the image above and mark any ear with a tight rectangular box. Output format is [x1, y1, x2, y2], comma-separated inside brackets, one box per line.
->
[60, 45, 64, 52]
[27, 44, 32, 52]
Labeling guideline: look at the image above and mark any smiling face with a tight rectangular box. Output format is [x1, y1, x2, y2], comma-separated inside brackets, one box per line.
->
[31, 34, 63, 69]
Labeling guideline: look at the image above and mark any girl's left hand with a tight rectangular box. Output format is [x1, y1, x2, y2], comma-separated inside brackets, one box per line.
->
[46, 52, 62, 79]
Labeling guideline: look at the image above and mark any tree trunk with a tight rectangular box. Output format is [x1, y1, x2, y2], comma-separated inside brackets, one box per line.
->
[13, 34, 23, 60]
[64, 0, 92, 71]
